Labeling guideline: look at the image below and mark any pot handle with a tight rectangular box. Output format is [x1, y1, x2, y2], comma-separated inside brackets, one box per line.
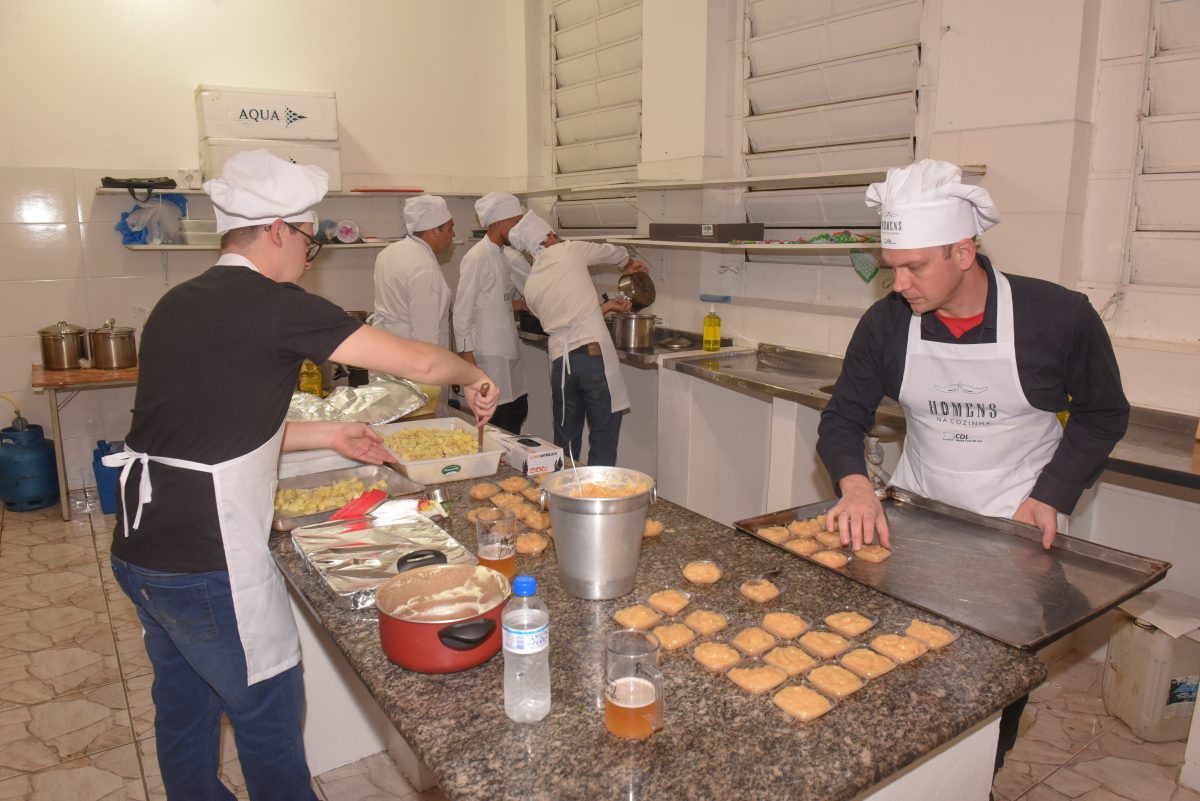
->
[437, 618, 496, 651]
[395, 549, 448, 574]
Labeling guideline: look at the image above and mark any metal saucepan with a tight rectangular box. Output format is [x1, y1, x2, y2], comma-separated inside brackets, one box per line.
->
[376, 550, 511, 673]
[617, 271, 655, 311]
[89, 319, 138, 370]
[38, 321, 90, 370]
[610, 312, 658, 351]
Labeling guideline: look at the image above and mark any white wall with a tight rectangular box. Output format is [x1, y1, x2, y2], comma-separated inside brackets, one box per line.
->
[0, 1, 540, 494]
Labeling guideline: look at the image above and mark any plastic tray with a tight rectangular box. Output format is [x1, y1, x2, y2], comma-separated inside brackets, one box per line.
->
[375, 417, 504, 485]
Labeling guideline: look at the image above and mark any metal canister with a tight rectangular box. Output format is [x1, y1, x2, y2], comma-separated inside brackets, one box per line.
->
[38, 321, 89, 370]
[89, 319, 138, 370]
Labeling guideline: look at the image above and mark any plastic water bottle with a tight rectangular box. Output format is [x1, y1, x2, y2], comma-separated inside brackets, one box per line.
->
[503, 575, 551, 722]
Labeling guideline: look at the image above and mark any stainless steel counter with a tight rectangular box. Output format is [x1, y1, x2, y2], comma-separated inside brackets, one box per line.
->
[665, 344, 1200, 490]
[517, 327, 747, 370]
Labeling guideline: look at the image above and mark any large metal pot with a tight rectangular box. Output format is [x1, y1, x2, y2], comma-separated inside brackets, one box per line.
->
[540, 467, 656, 599]
[610, 312, 657, 351]
[38, 321, 89, 370]
[375, 550, 511, 673]
[89, 319, 138, 370]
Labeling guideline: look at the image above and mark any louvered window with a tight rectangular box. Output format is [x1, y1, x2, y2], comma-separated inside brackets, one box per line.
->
[548, 0, 641, 233]
[742, 0, 921, 265]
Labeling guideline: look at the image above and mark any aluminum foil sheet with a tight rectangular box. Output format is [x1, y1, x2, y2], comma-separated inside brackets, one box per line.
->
[287, 374, 428, 425]
[291, 513, 476, 610]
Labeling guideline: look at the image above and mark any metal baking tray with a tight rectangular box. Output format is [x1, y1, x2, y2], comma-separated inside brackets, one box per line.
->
[273, 464, 425, 531]
[733, 487, 1171, 650]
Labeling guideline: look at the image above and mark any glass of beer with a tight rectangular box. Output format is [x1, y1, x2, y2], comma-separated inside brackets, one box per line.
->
[475, 509, 517, 579]
[604, 629, 663, 740]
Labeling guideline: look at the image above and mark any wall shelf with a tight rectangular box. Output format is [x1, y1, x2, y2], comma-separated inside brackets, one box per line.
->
[96, 188, 471, 198]
[123, 242, 391, 252]
[513, 164, 986, 199]
[609, 238, 882, 253]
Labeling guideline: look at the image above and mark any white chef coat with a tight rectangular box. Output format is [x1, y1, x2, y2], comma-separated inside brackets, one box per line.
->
[372, 236, 450, 347]
[454, 237, 527, 404]
[508, 248, 532, 297]
[524, 240, 631, 413]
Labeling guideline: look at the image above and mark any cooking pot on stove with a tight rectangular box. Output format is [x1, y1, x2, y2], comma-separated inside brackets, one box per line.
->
[88, 319, 138, 370]
[376, 550, 511, 673]
[611, 312, 658, 351]
[617, 271, 655, 311]
[38, 321, 90, 370]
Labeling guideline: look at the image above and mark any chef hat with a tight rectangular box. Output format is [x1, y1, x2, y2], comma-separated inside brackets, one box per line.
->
[403, 195, 452, 234]
[507, 211, 555, 258]
[865, 159, 1000, 249]
[475, 192, 524, 227]
[203, 149, 328, 234]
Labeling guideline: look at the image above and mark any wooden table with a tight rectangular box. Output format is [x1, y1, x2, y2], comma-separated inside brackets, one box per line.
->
[30, 364, 138, 520]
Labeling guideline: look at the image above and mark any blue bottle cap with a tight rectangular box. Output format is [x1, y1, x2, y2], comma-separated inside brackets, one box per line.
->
[512, 575, 536, 597]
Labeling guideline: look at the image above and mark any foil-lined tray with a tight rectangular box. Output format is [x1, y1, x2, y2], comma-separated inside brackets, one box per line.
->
[287, 373, 428, 425]
[733, 487, 1170, 650]
[291, 514, 476, 610]
[272, 464, 425, 532]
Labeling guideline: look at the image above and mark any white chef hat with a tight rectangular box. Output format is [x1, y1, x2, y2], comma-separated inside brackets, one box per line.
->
[403, 195, 452, 234]
[865, 159, 1000, 249]
[203, 149, 328, 234]
[475, 192, 524, 227]
[507, 211, 554, 258]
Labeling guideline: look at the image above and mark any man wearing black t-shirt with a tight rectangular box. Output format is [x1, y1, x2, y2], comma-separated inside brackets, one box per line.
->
[816, 160, 1128, 779]
[107, 151, 497, 801]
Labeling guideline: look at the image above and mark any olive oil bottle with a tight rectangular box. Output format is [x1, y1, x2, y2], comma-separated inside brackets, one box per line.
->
[702, 305, 721, 352]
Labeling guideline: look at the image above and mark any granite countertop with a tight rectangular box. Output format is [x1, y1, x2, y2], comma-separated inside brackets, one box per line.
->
[665, 345, 1200, 490]
[271, 467, 1045, 801]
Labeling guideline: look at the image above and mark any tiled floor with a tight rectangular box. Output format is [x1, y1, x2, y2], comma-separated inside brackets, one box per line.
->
[0, 492, 1195, 800]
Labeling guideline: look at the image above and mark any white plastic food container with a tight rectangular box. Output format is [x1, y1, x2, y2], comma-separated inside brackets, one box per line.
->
[200, 137, 342, 189]
[376, 417, 503, 485]
[195, 84, 339, 141]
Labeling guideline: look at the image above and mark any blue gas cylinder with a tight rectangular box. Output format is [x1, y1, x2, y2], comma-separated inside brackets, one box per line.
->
[0, 424, 60, 512]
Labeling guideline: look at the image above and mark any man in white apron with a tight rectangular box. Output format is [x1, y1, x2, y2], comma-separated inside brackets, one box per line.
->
[453, 192, 529, 433]
[817, 159, 1129, 774]
[107, 151, 497, 801]
[508, 211, 648, 466]
[372, 194, 455, 347]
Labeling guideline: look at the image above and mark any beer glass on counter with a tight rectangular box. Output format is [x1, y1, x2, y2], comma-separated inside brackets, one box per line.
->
[475, 508, 517, 579]
[604, 629, 664, 740]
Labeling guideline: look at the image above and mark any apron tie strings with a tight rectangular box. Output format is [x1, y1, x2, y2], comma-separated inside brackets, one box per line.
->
[100, 449, 153, 538]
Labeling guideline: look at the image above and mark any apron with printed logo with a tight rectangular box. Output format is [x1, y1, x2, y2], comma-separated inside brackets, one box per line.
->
[105, 423, 299, 685]
[891, 271, 1065, 525]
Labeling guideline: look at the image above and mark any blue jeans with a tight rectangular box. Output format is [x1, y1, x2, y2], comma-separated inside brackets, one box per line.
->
[112, 556, 317, 801]
[550, 347, 623, 466]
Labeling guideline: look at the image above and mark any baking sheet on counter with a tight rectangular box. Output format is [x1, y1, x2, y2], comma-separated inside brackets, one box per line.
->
[291, 515, 476, 610]
[273, 464, 425, 532]
[733, 487, 1170, 650]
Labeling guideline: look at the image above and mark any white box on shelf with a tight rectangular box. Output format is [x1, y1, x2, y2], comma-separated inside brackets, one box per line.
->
[496, 432, 564, 476]
[200, 138, 342, 190]
[374, 417, 504, 485]
[195, 84, 338, 141]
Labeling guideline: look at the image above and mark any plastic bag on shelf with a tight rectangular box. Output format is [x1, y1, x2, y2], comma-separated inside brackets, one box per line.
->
[115, 193, 188, 245]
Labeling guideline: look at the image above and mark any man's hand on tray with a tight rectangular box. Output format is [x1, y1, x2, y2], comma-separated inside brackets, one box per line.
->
[827, 474, 891, 551]
[1014, 497, 1059, 550]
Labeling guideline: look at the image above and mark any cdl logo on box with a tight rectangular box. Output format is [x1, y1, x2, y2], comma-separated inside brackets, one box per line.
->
[196, 85, 339, 142]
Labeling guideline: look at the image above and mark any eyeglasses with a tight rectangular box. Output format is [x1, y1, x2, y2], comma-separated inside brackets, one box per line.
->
[279, 221, 323, 262]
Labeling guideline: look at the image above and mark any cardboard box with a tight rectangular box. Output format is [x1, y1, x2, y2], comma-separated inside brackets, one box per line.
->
[195, 84, 338, 141]
[497, 433, 564, 476]
[647, 222, 764, 242]
[200, 137, 342, 190]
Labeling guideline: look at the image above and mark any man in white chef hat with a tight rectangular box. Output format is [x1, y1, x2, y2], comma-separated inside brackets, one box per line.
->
[508, 210, 648, 465]
[452, 192, 531, 433]
[106, 150, 496, 800]
[372, 194, 457, 347]
[816, 159, 1127, 772]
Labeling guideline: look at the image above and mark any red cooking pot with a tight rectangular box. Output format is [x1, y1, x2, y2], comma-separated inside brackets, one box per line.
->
[376, 550, 511, 673]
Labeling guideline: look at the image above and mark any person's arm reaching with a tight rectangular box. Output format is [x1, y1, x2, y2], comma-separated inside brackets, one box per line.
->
[281, 421, 393, 463]
[330, 326, 499, 424]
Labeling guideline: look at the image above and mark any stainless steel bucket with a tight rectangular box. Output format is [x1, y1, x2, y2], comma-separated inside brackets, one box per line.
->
[540, 467, 655, 599]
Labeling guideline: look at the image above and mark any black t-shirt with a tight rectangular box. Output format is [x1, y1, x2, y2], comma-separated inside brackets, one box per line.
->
[816, 255, 1129, 515]
[111, 265, 361, 572]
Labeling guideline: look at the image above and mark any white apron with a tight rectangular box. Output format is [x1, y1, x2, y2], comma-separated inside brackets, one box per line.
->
[891, 271, 1065, 525]
[104, 423, 300, 685]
